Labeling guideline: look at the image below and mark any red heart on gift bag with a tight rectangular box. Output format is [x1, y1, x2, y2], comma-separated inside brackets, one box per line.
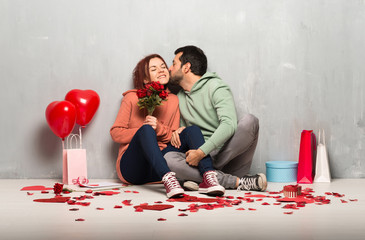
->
[65, 89, 100, 127]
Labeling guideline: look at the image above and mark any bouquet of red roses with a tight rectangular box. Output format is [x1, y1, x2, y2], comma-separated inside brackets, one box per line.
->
[137, 81, 168, 115]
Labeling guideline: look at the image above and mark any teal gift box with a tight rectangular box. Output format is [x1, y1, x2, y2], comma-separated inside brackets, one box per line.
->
[265, 161, 298, 182]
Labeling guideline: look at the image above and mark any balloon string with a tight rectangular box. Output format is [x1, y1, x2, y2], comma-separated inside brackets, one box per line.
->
[62, 139, 65, 150]
[79, 126, 82, 149]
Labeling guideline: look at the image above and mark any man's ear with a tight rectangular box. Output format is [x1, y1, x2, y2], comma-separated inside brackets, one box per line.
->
[183, 62, 191, 73]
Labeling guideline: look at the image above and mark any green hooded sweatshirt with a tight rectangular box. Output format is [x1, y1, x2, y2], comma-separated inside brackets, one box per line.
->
[177, 72, 238, 155]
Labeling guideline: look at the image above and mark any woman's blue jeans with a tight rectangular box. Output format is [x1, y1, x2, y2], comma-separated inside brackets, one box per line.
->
[119, 125, 214, 185]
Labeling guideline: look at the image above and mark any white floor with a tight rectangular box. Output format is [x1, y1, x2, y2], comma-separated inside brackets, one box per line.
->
[0, 179, 364, 240]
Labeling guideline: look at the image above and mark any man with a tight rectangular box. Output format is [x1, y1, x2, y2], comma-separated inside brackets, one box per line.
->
[165, 45, 267, 191]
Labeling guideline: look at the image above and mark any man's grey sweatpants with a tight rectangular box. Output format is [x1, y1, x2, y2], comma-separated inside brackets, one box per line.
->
[164, 114, 259, 189]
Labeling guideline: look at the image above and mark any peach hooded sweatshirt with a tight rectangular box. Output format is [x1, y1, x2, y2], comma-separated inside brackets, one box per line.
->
[110, 89, 180, 183]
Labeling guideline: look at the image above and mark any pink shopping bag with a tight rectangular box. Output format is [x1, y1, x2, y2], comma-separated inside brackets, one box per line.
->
[297, 130, 316, 184]
[63, 135, 88, 185]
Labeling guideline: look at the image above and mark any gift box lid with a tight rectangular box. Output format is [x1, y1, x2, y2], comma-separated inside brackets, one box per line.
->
[265, 161, 298, 169]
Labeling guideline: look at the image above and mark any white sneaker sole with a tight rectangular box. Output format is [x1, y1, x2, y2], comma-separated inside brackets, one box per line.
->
[199, 185, 225, 196]
[183, 181, 199, 191]
[258, 173, 268, 191]
[167, 188, 184, 198]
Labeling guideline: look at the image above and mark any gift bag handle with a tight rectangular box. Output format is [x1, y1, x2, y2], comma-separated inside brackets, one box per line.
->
[318, 129, 326, 145]
[65, 134, 81, 149]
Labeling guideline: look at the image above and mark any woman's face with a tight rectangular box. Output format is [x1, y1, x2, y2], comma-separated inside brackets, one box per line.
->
[146, 57, 169, 85]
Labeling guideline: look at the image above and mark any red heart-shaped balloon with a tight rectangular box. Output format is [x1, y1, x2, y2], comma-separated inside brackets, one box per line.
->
[45, 101, 76, 140]
[65, 89, 100, 127]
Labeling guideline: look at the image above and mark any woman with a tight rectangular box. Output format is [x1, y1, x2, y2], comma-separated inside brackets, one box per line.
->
[110, 54, 224, 198]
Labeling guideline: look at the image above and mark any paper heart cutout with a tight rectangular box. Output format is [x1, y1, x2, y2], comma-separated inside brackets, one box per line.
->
[21, 185, 54, 191]
[276, 197, 315, 204]
[93, 191, 120, 196]
[243, 194, 269, 198]
[33, 196, 71, 203]
[167, 194, 218, 203]
[133, 204, 174, 211]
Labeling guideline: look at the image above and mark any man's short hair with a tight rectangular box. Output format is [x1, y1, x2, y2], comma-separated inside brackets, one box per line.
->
[174, 45, 207, 76]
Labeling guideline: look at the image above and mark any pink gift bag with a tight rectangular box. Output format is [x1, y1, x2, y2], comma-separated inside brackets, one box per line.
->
[297, 130, 317, 184]
[63, 134, 87, 185]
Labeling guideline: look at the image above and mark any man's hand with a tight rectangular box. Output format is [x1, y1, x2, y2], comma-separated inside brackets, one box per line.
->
[186, 149, 206, 167]
[171, 127, 185, 148]
[143, 115, 157, 130]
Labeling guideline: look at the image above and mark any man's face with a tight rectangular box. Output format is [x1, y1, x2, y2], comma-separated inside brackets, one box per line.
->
[169, 52, 184, 85]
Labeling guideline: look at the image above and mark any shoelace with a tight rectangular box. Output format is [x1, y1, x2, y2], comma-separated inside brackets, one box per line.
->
[237, 176, 258, 191]
[205, 172, 219, 186]
[163, 172, 180, 189]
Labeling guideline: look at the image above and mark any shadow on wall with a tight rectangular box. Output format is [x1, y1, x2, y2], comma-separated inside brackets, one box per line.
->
[35, 124, 63, 164]
[108, 141, 120, 171]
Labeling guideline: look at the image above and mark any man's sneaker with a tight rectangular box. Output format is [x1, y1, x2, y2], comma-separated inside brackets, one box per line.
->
[162, 172, 184, 198]
[237, 173, 267, 191]
[198, 171, 225, 196]
[183, 181, 199, 191]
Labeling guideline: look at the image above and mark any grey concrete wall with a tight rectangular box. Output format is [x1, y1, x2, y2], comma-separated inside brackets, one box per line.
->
[1, 0, 364, 179]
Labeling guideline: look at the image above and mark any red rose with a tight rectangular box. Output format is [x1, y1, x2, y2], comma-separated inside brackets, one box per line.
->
[151, 81, 163, 91]
[137, 81, 168, 115]
[144, 83, 151, 89]
[159, 90, 168, 100]
[53, 183, 64, 195]
[137, 89, 147, 98]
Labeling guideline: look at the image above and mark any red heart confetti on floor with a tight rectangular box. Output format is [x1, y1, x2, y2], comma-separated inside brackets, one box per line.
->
[133, 204, 174, 211]
[75, 218, 85, 221]
[167, 194, 218, 203]
[122, 200, 133, 206]
[135, 207, 143, 212]
[33, 196, 71, 203]
[93, 191, 120, 196]
[244, 194, 269, 198]
[21, 186, 53, 191]
[282, 204, 299, 210]
[67, 200, 91, 206]
[24, 182, 359, 223]
[276, 197, 315, 204]
[333, 192, 345, 197]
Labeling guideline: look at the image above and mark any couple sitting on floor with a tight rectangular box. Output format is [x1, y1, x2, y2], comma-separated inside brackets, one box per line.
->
[110, 45, 267, 198]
